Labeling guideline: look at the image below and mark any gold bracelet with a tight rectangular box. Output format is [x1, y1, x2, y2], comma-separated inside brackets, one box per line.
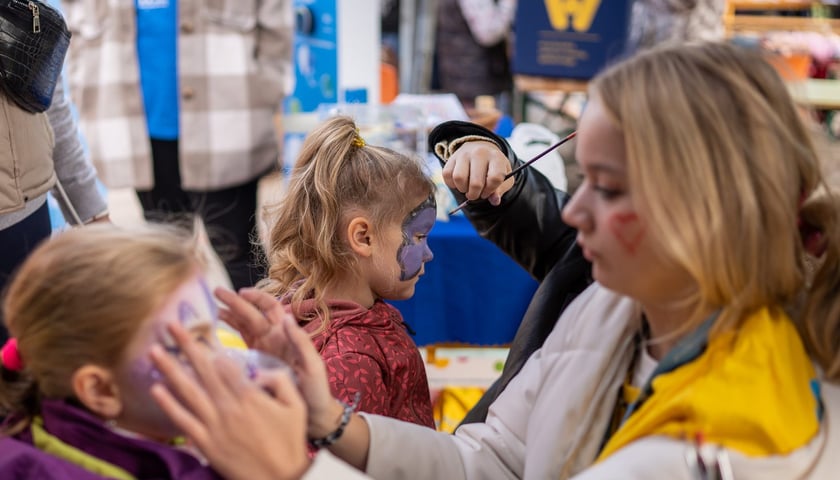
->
[434, 135, 498, 161]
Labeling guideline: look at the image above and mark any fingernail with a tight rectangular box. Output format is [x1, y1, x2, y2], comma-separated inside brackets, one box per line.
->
[489, 193, 501, 206]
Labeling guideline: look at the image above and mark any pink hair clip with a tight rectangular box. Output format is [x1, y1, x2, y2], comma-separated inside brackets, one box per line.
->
[1, 338, 24, 372]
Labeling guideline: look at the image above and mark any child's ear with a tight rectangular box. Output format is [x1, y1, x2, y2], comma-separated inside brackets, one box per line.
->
[346, 216, 374, 257]
[72, 365, 122, 419]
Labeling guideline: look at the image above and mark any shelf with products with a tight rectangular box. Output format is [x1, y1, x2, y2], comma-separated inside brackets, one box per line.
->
[725, 2, 840, 111]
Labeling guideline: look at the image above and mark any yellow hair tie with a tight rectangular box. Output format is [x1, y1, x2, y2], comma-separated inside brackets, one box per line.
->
[352, 129, 366, 148]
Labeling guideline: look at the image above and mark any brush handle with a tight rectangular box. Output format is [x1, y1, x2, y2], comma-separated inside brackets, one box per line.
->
[503, 131, 577, 180]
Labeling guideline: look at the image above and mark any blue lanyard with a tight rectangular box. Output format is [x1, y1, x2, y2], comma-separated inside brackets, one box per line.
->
[620, 312, 719, 425]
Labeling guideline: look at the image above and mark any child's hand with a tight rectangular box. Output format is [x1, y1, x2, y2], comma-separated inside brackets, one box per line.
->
[442, 140, 515, 206]
[149, 323, 310, 480]
[214, 287, 287, 351]
[214, 287, 343, 438]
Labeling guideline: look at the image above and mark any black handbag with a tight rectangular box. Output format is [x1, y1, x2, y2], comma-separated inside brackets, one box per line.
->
[0, 0, 71, 113]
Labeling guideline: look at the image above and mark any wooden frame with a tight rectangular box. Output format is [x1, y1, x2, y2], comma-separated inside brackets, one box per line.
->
[725, 1, 840, 34]
[728, 15, 840, 34]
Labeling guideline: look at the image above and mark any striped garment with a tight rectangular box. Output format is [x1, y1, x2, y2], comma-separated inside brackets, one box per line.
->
[61, 0, 293, 190]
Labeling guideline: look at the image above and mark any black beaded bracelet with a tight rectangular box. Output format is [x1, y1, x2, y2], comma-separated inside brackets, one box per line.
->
[309, 392, 361, 449]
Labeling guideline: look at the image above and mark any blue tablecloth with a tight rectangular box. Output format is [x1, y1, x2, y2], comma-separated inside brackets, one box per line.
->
[390, 216, 538, 346]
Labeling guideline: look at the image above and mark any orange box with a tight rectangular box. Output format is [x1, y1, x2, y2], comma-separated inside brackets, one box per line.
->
[767, 52, 812, 81]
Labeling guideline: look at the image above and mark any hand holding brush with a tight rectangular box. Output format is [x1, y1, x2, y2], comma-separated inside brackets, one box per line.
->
[447, 131, 577, 215]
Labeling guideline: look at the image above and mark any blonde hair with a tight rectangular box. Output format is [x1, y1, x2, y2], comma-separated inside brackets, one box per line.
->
[263, 116, 436, 331]
[0, 223, 204, 432]
[591, 42, 840, 380]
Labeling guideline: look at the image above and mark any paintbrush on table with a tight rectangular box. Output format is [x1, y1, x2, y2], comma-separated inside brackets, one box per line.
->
[448, 130, 577, 215]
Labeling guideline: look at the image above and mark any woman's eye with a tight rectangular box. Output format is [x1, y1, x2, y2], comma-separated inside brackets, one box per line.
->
[594, 186, 623, 200]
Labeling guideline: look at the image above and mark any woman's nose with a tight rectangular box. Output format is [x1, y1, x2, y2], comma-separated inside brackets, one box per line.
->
[561, 191, 592, 232]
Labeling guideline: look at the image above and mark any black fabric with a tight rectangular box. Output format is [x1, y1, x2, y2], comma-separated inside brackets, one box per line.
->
[435, 0, 511, 107]
[428, 121, 592, 426]
[137, 139, 265, 290]
[0, 0, 70, 113]
[0, 202, 51, 343]
[381, 0, 399, 34]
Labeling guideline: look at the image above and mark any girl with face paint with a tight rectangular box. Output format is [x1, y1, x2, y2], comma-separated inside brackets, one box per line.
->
[258, 115, 438, 429]
[0, 224, 306, 479]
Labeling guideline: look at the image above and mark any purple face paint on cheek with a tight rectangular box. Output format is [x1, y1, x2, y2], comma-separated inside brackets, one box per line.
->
[121, 349, 191, 439]
[175, 277, 218, 331]
[128, 357, 162, 389]
[397, 195, 436, 281]
[199, 277, 218, 320]
[122, 355, 169, 425]
[177, 301, 199, 327]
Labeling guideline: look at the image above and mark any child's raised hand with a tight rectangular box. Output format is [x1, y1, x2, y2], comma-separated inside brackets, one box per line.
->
[442, 140, 515, 206]
[215, 287, 287, 350]
[149, 322, 310, 480]
[214, 287, 343, 438]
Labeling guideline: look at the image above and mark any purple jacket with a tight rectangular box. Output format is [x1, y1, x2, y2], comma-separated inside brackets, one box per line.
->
[0, 400, 222, 479]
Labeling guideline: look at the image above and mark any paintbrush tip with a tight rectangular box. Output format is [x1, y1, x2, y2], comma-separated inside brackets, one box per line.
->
[448, 199, 470, 215]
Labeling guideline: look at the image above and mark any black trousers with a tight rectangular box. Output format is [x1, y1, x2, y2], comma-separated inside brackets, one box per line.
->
[137, 139, 265, 290]
[0, 202, 52, 343]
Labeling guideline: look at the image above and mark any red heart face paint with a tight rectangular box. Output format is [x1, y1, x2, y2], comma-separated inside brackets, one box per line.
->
[608, 212, 645, 254]
[397, 194, 436, 281]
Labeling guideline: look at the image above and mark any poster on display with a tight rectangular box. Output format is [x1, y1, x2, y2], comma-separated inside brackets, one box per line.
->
[285, 0, 380, 113]
[282, 0, 380, 178]
[513, 0, 634, 79]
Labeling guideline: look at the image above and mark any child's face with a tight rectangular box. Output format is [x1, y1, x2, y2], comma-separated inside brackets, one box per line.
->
[371, 194, 436, 300]
[115, 273, 219, 441]
[397, 194, 436, 281]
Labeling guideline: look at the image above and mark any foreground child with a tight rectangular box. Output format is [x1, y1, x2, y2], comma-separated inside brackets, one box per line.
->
[0, 225, 307, 479]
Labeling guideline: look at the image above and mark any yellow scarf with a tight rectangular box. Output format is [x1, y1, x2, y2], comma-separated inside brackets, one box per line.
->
[598, 307, 820, 461]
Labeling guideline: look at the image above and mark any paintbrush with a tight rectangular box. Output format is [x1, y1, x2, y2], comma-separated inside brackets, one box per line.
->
[448, 131, 577, 215]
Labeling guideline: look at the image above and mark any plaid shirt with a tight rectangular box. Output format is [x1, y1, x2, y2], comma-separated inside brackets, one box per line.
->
[62, 0, 293, 190]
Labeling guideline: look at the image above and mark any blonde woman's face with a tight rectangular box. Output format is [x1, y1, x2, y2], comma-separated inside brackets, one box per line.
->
[562, 97, 691, 304]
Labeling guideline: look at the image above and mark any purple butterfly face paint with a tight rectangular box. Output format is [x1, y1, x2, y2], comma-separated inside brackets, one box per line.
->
[115, 275, 293, 441]
[118, 275, 220, 440]
[397, 194, 436, 281]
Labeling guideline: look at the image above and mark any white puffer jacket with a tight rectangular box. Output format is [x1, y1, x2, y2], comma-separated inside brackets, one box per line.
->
[363, 284, 840, 479]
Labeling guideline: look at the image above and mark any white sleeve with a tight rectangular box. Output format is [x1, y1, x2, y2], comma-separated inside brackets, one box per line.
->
[363, 413, 524, 480]
[454, 0, 516, 46]
[570, 438, 698, 480]
[303, 450, 372, 479]
[363, 349, 545, 479]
